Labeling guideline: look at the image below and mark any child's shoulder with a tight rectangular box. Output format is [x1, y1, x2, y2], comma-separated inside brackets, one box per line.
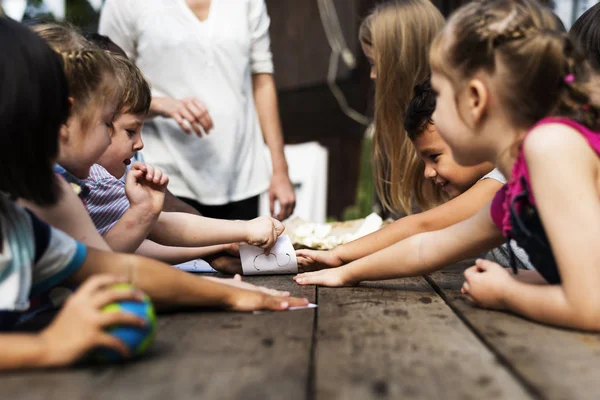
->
[86, 164, 122, 185]
[525, 119, 595, 161]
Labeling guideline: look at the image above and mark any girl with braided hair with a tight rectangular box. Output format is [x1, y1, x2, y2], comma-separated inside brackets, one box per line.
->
[296, 0, 561, 275]
[295, 0, 600, 331]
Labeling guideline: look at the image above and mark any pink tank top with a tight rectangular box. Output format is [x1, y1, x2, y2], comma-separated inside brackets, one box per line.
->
[491, 117, 600, 235]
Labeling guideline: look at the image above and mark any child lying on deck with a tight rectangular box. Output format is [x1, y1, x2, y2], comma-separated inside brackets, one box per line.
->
[0, 17, 308, 371]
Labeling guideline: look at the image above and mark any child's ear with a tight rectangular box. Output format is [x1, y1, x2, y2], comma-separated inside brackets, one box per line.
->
[467, 79, 488, 124]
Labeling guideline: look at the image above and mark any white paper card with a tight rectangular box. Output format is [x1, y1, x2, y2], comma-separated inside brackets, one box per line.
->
[253, 303, 317, 314]
[174, 258, 216, 273]
[240, 235, 298, 275]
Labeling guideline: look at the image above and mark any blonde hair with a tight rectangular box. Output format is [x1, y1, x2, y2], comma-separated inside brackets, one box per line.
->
[111, 54, 152, 116]
[430, 0, 599, 134]
[360, 0, 445, 215]
[32, 23, 119, 130]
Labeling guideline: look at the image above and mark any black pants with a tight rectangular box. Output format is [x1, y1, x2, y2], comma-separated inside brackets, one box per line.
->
[178, 195, 259, 220]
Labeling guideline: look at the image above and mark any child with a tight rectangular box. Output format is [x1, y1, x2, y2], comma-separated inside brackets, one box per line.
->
[46, 41, 279, 263]
[359, 0, 445, 216]
[296, 0, 600, 331]
[27, 24, 282, 267]
[0, 17, 308, 370]
[297, 79, 532, 271]
[295, 0, 563, 272]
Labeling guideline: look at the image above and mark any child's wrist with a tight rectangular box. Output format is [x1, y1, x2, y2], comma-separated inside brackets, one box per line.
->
[36, 331, 63, 368]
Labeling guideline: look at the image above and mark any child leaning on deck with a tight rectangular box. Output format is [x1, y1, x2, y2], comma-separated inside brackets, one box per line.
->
[0, 18, 308, 371]
[295, 0, 600, 331]
[295, 0, 557, 273]
[57, 50, 275, 265]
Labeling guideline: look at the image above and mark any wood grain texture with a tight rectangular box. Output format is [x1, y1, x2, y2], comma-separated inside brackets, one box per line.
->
[428, 270, 600, 400]
[314, 278, 532, 400]
[1, 276, 315, 400]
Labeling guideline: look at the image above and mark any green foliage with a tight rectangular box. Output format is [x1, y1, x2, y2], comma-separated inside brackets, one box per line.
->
[341, 134, 374, 221]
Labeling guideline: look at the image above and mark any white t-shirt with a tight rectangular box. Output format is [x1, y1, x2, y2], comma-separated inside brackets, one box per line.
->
[99, 0, 272, 204]
[0, 197, 87, 329]
[480, 169, 535, 270]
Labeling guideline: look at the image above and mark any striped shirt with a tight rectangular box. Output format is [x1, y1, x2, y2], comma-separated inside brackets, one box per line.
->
[0, 196, 87, 330]
[79, 164, 130, 236]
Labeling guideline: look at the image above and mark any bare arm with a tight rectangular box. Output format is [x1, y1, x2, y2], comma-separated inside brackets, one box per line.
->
[68, 248, 307, 311]
[135, 239, 226, 264]
[162, 190, 201, 215]
[148, 212, 282, 250]
[465, 125, 600, 330]
[19, 178, 111, 251]
[295, 202, 504, 286]
[336, 178, 503, 263]
[101, 206, 157, 253]
[252, 73, 295, 220]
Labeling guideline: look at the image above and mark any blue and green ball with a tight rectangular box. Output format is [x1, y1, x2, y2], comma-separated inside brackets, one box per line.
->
[93, 283, 157, 362]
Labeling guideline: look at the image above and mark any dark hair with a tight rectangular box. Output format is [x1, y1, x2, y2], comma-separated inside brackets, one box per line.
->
[570, 3, 600, 71]
[85, 33, 127, 57]
[0, 17, 69, 205]
[405, 79, 436, 140]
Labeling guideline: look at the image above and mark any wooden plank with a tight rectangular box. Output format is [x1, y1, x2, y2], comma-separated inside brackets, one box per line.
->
[428, 269, 600, 400]
[1, 276, 315, 400]
[315, 278, 532, 400]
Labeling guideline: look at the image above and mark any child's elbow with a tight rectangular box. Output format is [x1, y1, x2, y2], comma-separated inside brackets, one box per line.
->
[570, 303, 600, 331]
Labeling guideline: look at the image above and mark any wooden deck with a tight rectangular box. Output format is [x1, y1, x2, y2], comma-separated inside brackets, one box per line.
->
[3, 265, 600, 400]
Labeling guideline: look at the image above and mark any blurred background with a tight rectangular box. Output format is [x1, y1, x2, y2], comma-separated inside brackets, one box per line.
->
[3, 0, 598, 221]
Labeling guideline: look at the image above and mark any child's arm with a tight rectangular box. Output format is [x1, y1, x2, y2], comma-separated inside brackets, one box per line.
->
[19, 178, 112, 252]
[103, 164, 167, 253]
[162, 190, 201, 215]
[297, 178, 503, 271]
[463, 125, 600, 330]
[0, 275, 146, 371]
[148, 213, 284, 251]
[294, 203, 504, 286]
[68, 248, 308, 311]
[135, 239, 227, 265]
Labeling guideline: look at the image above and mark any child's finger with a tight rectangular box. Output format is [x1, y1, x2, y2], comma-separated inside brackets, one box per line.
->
[99, 311, 147, 329]
[96, 333, 132, 359]
[77, 275, 127, 296]
[255, 286, 290, 297]
[463, 265, 478, 281]
[273, 219, 285, 236]
[145, 165, 154, 181]
[93, 287, 145, 308]
[462, 282, 470, 294]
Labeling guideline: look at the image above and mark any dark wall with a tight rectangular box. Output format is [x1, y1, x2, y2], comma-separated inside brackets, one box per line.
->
[266, 0, 376, 219]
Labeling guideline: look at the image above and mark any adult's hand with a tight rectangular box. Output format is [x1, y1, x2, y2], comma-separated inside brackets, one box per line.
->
[152, 96, 214, 136]
[269, 173, 296, 221]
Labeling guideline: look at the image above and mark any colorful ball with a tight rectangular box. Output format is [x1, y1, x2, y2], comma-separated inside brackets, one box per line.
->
[93, 283, 157, 362]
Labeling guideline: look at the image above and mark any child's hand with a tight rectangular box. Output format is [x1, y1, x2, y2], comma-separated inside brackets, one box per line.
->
[39, 275, 147, 367]
[461, 259, 511, 310]
[205, 275, 291, 297]
[153, 96, 213, 136]
[125, 162, 168, 216]
[296, 249, 344, 272]
[225, 288, 309, 312]
[244, 216, 285, 253]
[293, 267, 355, 287]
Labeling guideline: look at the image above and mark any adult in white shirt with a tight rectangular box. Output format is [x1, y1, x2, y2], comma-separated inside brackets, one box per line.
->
[99, 0, 295, 220]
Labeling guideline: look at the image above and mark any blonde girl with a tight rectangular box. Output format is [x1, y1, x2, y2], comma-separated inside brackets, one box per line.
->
[296, 0, 600, 331]
[360, 0, 445, 215]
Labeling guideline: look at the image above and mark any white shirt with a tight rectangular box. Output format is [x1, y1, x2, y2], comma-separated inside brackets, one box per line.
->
[99, 0, 272, 204]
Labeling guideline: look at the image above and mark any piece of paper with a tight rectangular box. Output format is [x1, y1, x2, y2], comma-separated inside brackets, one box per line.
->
[240, 235, 298, 275]
[253, 303, 317, 314]
[173, 258, 216, 273]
